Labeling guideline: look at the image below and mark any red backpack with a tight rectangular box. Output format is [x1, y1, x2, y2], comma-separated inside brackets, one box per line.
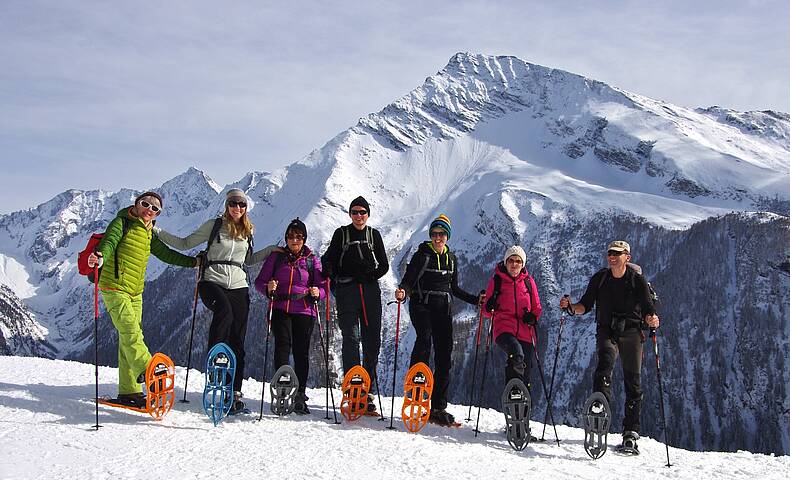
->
[77, 218, 129, 283]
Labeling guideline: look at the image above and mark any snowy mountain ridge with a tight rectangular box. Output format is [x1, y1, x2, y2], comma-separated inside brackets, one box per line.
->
[1, 53, 788, 455]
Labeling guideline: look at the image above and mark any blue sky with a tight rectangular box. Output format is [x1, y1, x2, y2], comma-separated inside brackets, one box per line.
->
[1, 0, 788, 213]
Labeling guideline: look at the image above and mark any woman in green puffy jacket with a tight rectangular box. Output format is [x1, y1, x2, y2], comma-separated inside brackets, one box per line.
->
[87, 191, 197, 407]
[154, 188, 280, 414]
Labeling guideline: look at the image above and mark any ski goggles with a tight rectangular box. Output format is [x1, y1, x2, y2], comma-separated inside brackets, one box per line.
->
[138, 200, 162, 213]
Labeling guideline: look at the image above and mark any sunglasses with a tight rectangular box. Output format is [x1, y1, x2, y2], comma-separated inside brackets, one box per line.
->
[228, 201, 247, 208]
[607, 250, 626, 257]
[350, 209, 368, 216]
[430, 230, 447, 238]
[286, 234, 304, 241]
[139, 200, 161, 213]
[506, 257, 524, 264]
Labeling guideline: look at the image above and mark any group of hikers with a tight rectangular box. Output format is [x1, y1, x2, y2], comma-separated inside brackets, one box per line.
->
[86, 189, 659, 449]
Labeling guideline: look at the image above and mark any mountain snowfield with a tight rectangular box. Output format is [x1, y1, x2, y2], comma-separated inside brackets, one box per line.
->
[1, 53, 789, 455]
[1, 356, 788, 479]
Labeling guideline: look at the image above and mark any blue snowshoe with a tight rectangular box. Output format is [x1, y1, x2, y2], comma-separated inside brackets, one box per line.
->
[202, 343, 236, 426]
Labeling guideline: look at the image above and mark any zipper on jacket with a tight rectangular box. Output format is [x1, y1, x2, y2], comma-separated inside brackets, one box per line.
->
[286, 264, 295, 313]
[226, 231, 235, 289]
[513, 276, 520, 338]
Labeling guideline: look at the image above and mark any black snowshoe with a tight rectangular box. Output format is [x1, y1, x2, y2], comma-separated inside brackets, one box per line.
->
[582, 392, 611, 460]
[502, 378, 531, 451]
[270, 365, 299, 416]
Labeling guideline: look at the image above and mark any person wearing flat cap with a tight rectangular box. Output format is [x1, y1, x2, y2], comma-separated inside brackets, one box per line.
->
[482, 245, 542, 397]
[87, 191, 199, 408]
[395, 213, 483, 426]
[321, 196, 389, 414]
[154, 188, 281, 414]
[559, 240, 660, 451]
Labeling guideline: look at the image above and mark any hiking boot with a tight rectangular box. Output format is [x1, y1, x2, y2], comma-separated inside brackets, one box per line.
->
[623, 430, 639, 449]
[116, 393, 146, 408]
[294, 392, 310, 415]
[366, 394, 377, 414]
[428, 409, 456, 426]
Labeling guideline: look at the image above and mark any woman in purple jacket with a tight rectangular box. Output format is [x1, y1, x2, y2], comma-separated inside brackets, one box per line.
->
[254, 218, 326, 414]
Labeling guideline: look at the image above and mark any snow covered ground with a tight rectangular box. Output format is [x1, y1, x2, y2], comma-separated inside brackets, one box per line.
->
[1, 356, 787, 479]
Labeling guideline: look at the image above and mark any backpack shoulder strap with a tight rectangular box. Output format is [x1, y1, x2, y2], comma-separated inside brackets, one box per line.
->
[596, 267, 610, 291]
[207, 217, 224, 247]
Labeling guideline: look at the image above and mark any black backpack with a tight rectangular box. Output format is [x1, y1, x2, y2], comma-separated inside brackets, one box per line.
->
[200, 217, 254, 279]
[485, 264, 536, 314]
[338, 225, 379, 270]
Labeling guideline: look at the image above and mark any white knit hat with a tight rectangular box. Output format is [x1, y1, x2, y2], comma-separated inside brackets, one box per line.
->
[503, 245, 526, 265]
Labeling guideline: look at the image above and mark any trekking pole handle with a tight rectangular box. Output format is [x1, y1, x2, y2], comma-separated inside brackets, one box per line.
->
[561, 294, 575, 316]
[386, 299, 405, 306]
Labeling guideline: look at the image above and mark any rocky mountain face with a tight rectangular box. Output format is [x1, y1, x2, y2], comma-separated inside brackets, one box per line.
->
[1, 53, 788, 454]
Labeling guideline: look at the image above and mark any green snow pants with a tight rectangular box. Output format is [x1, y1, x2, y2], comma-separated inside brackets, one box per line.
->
[101, 290, 151, 395]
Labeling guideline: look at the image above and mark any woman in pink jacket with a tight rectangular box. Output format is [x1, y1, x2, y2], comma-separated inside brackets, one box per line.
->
[483, 245, 543, 389]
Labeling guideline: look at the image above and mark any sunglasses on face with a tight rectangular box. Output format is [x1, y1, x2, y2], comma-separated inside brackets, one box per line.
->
[286, 234, 304, 241]
[139, 200, 161, 213]
[506, 258, 524, 265]
[228, 201, 247, 208]
[430, 230, 447, 238]
[350, 209, 368, 216]
[607, 250, 626, 257]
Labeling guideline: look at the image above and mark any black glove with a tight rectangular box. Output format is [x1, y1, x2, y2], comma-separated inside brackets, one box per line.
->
[485, 296, 498, 313]
[522, 310, 537, 326]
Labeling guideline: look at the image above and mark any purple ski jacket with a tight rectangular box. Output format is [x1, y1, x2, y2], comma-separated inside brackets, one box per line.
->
[254, 246, 326, 317]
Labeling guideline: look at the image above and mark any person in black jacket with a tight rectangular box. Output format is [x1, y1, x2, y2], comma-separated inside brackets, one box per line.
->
[395, 214, 483, 426]
[321, 196, 389, 413]
[559, 240, 660, 451]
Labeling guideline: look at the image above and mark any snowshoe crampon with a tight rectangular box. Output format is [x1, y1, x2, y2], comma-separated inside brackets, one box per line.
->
[502, 378, 531, 451]
[202, 343, 236, 426]
[340, 365, 371, 421]
[401, 362, 433, 433]
[582, 392, 611, 460]
[98, 352, 175, 421]
[269, 365, 299, 416]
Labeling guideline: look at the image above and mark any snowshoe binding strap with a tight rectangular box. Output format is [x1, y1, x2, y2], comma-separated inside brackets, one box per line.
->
[401, 362, 434, 433]
[269, 365, 299, 416]
[582, 392, 611, 460]
[502, 378, 531, 451]
[340, 365, 371, 421]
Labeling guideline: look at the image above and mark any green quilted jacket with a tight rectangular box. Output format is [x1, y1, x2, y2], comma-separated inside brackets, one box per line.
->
[97, 207, 195, 295]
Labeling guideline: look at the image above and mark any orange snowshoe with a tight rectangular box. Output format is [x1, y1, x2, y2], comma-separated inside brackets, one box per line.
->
[401, 362, 433, 433]
[340, 365, 371, 421]
[99, 352, 175, 420]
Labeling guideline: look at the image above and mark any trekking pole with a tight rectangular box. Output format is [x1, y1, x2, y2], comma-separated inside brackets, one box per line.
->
[474, 315, 494, 437]
[651, 328, 672, 467]
[532, 326, 560, 447]
[257, 292, 274, 421]
[386, 299, 404, 430]
[324, 279, 331, 420]
[314, 297, 340, 424]
[540, 295, 569, 440]
[180, 268, 201, 403]
[92, 265, 101, 431]
[465, 293, 486, 422]
[357, 283, 385, 419]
